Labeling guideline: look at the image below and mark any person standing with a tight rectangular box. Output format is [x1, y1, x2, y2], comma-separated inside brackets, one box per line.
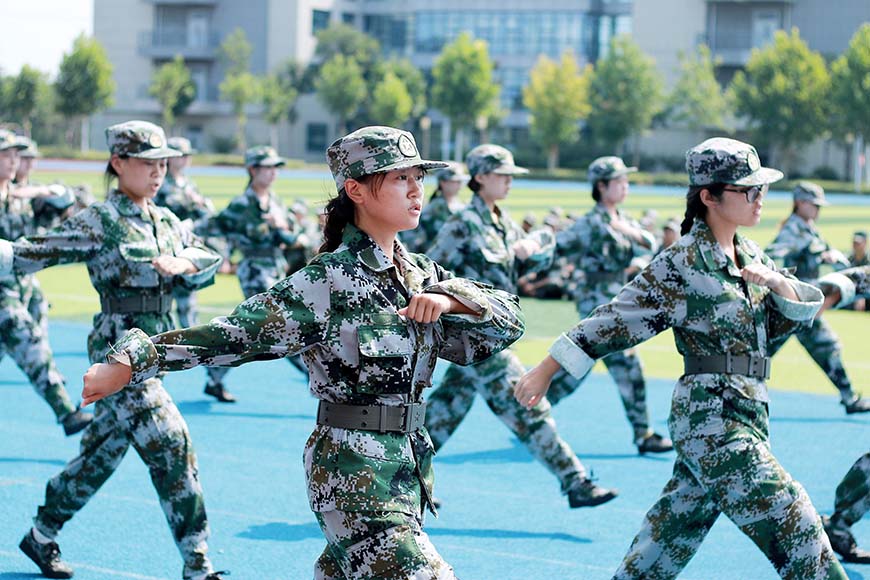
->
[80, 126, 525, 579]
[0, 129, 91, 437]
[403, 162, 468, 253]
[547, 156, 672, 454]
[425, 144, 617, 509]
[765, 182, 870, 414]
[515, 138, 846, 580]
[1, 121, 225, 580]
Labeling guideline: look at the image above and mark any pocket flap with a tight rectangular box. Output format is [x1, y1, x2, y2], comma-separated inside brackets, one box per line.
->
[358, 323, 412, 357]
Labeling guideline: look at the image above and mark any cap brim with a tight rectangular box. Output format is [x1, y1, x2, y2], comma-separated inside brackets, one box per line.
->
[251, 157, 285, 167]
[1, 144, 29, 152]
[492, 164, 529, 175]
[132, 147, 184, 159]
[375, 159, 449, 175]
[443, 174, 470, 182]
[732, 167, 784, 186]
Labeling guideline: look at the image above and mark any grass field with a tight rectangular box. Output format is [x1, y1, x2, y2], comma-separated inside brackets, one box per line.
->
[29, 166, 870, 398]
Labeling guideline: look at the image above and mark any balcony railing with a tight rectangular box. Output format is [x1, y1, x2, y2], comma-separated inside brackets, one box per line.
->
[138, 29, 221, 59]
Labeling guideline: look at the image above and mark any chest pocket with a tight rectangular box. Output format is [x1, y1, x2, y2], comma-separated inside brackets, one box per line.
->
[356, 315, 413, 395]
[117, 242, 160, 288]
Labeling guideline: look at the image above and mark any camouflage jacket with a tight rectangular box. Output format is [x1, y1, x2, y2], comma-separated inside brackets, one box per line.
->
[154, 173, 215, 224]
[765, 213, 839, 282]
[108, 223, 524, 513]
[404, 193, 463, 254]
[0, 186, 34, 289]
[556, 203, 657, 315]
[208, 187, 298, 260]
[549, 220, 822, 404]
[427, 193, 554, 294]
[821, 265, 870, 308]
[848, 252, 870, 268]
[0, 190, 221, 364]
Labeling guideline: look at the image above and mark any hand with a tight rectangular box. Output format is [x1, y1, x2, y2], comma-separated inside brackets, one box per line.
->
[82, 362, 132, 405]
[512, 239, 540, 261]
[514, 356, 562, 409]
[264, 212, 290, 231]
[152, 255, 196, 276]
[398, 293, 470, 323]
[741, 263, 796, 300]
[610, 219, 642, 241]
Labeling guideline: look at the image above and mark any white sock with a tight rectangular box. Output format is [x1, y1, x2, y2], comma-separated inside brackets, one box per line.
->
[31, 527, 54, 545]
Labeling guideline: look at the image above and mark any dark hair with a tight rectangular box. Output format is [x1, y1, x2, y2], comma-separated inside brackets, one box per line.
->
[429, 184, 444, 202]
[318, 173, 386, 253]
[468, 176, 481, 193]
[104, 158, 122, 193]
[681, 183, 725, 236]
[592, 179, 609, 202]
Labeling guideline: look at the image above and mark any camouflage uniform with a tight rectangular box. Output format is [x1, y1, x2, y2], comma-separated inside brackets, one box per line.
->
[0, 131, 80, 426]
[547, 138, 844, 579]
[548, 156, 665, 447]
[765, 182, 865, 411]
[284, 198, 320, 275]
[1, 121, 223, 580]
[403, 163, 468, 253]
[425, 144, 593, 501]
[101, 126, 525, 579]
[848, 231, 868, 268]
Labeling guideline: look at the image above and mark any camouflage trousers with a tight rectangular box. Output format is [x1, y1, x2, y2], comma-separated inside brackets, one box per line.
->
[23, 274, 50, 336]
[0, 291, 76, 422]
[33, 379, 213, 580]
[425, 348, 587, 493]
[831, 452, 870, 529]
[614, 383, 846, 580]
[774, 316, 855, 403]
[547, 348, 652, 443]
[173, 286, 199, 329]
[314, 509, 456, 580]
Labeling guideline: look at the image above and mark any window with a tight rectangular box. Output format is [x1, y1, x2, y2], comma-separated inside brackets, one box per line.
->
[342, 13, 355, 25]
[312, 10, 331, 34]
[306, 123, 328, 153]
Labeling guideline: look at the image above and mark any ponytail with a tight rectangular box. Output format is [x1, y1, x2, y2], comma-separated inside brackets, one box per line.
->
[681, 184, 724, 236]
[319, 191, 355, 253]
[104, 158, 120, 194]
[429, 184, 444, 202]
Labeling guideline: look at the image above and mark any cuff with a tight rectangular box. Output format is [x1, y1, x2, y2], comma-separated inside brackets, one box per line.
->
[0, 240, 12, 275]
[770, 279, 823, 321]
[177, 247, 221, 287]
[424, 278, 493, 323]
[818, 272, 857, 309]
[549, 333, 595, 379]
[109, 328, 160, 384]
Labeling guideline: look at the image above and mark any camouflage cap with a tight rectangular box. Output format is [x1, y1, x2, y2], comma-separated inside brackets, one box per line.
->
[105, 120, 181, 159]
[588, 156, 637, 183]
[245, 145, 285, 167]
[0, 129, 28, 152]
[167, 136, 196, 156]
[435, 162, 470, 182]
[663, 218, 681, 232]
[686, 137, 783, 186]
[853, 230, 867, 241]
[15, 136, 41, 158]
[466, 144, 528, 177]
[327, 125, 447, 192]
[793, 181, 829, 206]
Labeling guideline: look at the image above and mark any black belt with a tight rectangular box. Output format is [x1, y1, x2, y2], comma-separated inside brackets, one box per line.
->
[683, 354, 771, 380]
[100, 293, 173, 314]
[317, 401, 426, 433]
[586, 270, 627, 284]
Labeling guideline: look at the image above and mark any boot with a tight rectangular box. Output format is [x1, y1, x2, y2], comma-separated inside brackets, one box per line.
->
[844, 395, 870, 415]
[61, 407, 93, 436]
[19, 529, 74, 579]
[204, 381, 236, 403]
[823, 516, 870, 564]
[637, 432, 674, 455]
[567, 478, 618, 508]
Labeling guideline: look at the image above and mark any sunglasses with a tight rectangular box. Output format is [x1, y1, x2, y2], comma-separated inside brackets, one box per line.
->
[723, 184, 768, 204]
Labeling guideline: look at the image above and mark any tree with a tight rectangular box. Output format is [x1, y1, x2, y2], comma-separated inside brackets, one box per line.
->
[55, 34, 115, 150]
[586, 36, 664, 159]
[830, 24, 870, 182]
[729, 28, 830, 173]
[369, 72, 413, 128]
[522, 53, 592, 170]
[431, 32, 500, 160]
[219, 28, 259, 152]
[4, 66, 50, 137]
[667, 45, 730, 131]
[374, 59, 427, 120]
[315, 54, 366, 134]
[314, 24, 381, 79]
[261, 72, 298, 149]
[149, 55, 196, 134]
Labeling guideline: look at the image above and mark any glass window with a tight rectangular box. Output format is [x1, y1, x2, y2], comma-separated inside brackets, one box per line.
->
[312, 9, 331, 35]
[306, 123, 328, 153]
[342, 13, 355, 25]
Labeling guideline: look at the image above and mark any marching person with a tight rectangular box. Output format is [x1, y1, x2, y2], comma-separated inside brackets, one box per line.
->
[403, 162, 467, 253]
[515, 138, 846, 579]
[80, 125, 525, 579]
[1, 121, 225, 580]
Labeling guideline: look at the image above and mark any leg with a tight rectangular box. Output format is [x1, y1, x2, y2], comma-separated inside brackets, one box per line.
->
[424, 363, 477, 451]
[602, 349, 652, 442]
[26, 275, 50, 336]
[315, 509, 457, 580]
[795, 318, 856, 405]
[128, 379, 212, 580]
[825, 452, 870, 563]
[315, 545, 348, 580]
[545, 366, 590, 406]
[173, 287, 198, 328]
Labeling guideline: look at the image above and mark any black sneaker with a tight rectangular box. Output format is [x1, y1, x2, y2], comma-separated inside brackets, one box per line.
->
[823, 516, 870, 564]
[204, 572, 230, 580]
[19, 530, 74, 579]
[844, 396, 870, 415]
[567, 479, 618, 508]
[637, 432, 674, 455]
[204, 383, 236, 403]
[62, 408, 93, 436]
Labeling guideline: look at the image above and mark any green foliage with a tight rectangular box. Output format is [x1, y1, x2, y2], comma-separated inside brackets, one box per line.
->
[54, 34, 115, 119]
[261, 73, 299, 126]
[3, 65, 49, 136]
[586, 36, 664, 152]
[522, 53, 592, 170]
[668, 45, 729, 131]
[369, 72, 413, 128]
[149, 55, 196, 132]
[831, 24, 870, 142]
[220, 28, 253, 76]
[729, 29, 830, 171]
[218, 29, 258, 152]
[314, 24, 381, 79]
[315, 55, 367, 132]
[431, 33, 500, 131]
[374, 59, 427, 119]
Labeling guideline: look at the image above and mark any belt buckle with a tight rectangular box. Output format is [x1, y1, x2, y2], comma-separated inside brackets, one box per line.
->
[724, 352, 733, 374]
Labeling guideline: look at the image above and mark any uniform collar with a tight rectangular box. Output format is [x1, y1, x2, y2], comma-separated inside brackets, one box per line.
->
[342, 223, 429, 283]
[470, 193, 503, 227]
[691, 219, 760, 275]
[110, 189, 153, 219]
